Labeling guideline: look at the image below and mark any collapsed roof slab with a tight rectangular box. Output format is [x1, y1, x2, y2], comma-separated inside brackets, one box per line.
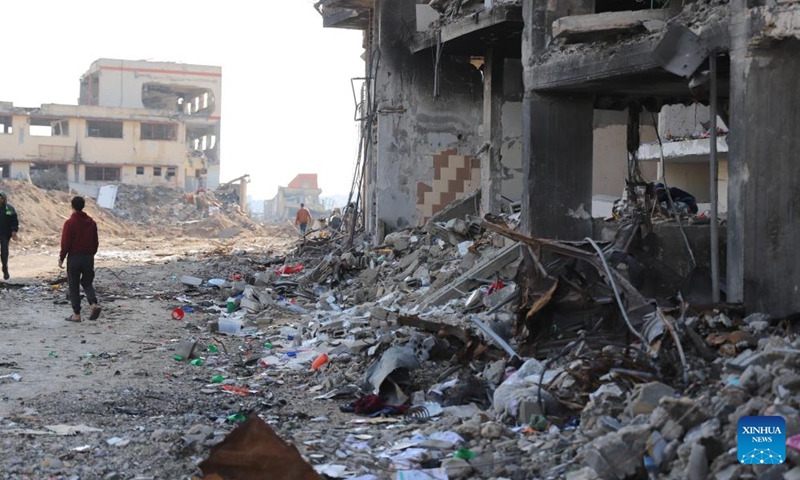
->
[527, 20, 730, 100]
[553, 9, 671, 44]
[411, 5, 523, 58]
[321, 7, 371, 29]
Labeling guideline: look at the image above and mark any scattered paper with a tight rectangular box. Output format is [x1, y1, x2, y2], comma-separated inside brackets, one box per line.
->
[313, 464, 349, 477]
[396, 468, 448, 480]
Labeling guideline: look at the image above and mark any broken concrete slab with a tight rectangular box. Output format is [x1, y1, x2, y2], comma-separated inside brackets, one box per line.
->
[418, 242, 521, 308]
[552, 9, 671, 44]
[175, 340, 198, 360]
[628, 381, 675, 417]
[180, 276, 203, 287]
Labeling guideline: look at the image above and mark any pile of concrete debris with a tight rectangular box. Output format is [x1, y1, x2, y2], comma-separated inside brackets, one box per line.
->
[149, 196, 800, 478]
[110, 184, 267, 238]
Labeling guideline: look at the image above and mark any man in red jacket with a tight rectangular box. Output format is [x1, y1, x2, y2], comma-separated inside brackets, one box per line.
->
[59, 196, 102, 322]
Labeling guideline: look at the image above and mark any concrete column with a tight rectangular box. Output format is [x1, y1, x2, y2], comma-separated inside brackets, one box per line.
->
[521, 0, 595, 239]
[481, 48, 504, 215]
[521, 93, 594, 238]
[727, 1, 800, 315]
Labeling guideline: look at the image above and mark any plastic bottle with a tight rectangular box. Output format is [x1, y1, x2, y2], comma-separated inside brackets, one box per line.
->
[190, 359, 204, 366]
[173, 355, 184, 361]
[211, 375, 224, 383]
[207, 344, 219, 353]
[227, 413, 246, 423]
[311, 353, 329, 371]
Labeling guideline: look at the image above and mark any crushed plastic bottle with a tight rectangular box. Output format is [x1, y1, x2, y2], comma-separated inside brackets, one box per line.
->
[173, 355, 184, 361]
[227, 413, 246, 423]
[454, 448, 476, 460]
[207, 344, 219, 353]
[211, 375, 224, 383]
[190, 359, 204, 366]
[263, 342, 273, 349]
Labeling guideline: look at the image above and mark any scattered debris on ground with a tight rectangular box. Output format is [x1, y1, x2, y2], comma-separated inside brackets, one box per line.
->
[1, 178, 798, 479]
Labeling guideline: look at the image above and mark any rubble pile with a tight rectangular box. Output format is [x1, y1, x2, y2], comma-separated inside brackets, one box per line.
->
[0, 179, 134, 245]
[2, 198, 798, 478]
[111, 184, 270, 239]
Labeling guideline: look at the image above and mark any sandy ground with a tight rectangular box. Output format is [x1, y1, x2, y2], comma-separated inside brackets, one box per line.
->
[0, 234, 289, 418]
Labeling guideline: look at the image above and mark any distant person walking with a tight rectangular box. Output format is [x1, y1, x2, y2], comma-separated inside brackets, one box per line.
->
[295, 203, 313, 236]
[0, 191, 19, 281]
[59, 196, 101, 322]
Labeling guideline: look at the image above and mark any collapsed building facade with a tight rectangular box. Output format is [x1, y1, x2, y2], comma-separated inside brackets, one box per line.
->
[0, 58, 222, 192]
[264, 173, 327, 222]
[315, 0, 800, 317]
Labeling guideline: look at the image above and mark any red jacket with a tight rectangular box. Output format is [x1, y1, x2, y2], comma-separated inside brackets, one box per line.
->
[60, 211, 99, 262]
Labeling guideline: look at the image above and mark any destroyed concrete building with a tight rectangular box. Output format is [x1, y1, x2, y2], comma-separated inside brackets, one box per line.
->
[316, 0, 800, 317]
[265, 173, 328, 221]
[0, 58, 222, 192]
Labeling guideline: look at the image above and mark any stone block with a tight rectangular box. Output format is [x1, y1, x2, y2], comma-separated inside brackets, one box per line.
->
[628, 381, 675, 416]
[583, 424, 651, 480]
[359, 268, 380, 285]
[441, 458, 472, 479]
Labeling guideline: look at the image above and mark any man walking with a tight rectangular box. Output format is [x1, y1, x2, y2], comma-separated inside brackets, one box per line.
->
[295, 203, 312, 236]
[0, 191, 19, 281]
[59, 196, 101, 322]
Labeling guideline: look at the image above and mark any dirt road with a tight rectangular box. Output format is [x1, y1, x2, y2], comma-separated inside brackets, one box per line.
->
[0, 232, 312, 479]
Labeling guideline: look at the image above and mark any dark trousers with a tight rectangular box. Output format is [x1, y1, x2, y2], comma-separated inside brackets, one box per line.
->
[67, 254, 97, 315]
[0, 236, 8, 271]
[299, 222, 308, 235]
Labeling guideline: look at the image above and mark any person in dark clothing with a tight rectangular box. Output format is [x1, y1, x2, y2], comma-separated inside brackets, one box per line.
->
[0, 191, 20, 281]
[59, 196, 101, 322]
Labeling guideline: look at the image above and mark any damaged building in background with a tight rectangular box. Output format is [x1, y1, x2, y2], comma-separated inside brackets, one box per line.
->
[0, 58, 222, 192]
[315, 0, 800, 317]
[264, 173, 328, 222]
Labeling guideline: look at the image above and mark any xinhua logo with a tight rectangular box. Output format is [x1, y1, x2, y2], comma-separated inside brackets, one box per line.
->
[738, 416, 786, 464]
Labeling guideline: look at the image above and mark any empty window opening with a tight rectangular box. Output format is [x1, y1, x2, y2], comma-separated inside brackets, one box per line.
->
[166, 166, 176, 178]
[154, 167, 162, 176]
[209, 135, 217, 150]
[136, 166, 145, 175]
[30, 118, 69, 137]
[141, 123, 176, 141]
[141, 84, 213, 113]
[1, 117, 12, 134]
[87, 120, 123, 139]
[85, 166, 120, 182]
[0, 163, 9, 178]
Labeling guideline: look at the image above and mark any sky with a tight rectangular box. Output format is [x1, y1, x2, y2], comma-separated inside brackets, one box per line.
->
[0, 0, 365, 202]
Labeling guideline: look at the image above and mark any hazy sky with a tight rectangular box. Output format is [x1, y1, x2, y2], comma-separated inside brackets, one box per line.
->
[0, 0, 365, 201]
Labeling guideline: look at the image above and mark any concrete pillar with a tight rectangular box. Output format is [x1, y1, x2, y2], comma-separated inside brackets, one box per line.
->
[481, 48, 504, 215]
[727, 1, 800, 315]
[521, 93, 594, 238]
[521, 0, 595, 238]
[374, 0, 417, 236]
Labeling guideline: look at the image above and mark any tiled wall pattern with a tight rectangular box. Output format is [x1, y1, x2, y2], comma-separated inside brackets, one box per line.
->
[416, 148, 481, 224]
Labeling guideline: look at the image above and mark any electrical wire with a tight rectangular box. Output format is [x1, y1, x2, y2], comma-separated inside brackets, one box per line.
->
[584, 237, 650, 348]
